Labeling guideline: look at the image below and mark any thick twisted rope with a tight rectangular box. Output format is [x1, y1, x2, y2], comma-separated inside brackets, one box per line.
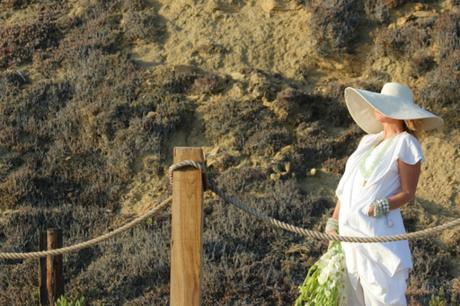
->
[168, 160, 207, 189]
[171, 160, 460, 243]
[3, 158, 457, 260]
[0, 160, 202, 260]
[207, 179, 460, 243]
[0, 196, 172, 260]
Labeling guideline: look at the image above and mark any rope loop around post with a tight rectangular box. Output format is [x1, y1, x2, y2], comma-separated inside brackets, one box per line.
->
[167, 162, 460, 243]
[168, 160, 207, 191]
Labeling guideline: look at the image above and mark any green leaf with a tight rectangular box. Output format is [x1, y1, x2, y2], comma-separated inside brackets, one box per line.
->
[293, 242, 346, 306]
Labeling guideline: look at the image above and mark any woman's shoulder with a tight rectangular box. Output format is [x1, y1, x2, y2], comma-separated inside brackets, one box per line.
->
[396, 131, 424, 164]
[398, 131, 422, 147]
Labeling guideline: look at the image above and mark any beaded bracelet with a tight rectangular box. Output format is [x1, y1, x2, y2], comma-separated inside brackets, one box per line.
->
[325, 217, 339, 233]
[370, 198, 390, 217]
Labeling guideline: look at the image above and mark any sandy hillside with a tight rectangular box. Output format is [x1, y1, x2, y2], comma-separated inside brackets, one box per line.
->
[0, 0, 459, 305]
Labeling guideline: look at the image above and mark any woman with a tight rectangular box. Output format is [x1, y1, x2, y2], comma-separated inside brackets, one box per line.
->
[324, 82, 444, 306]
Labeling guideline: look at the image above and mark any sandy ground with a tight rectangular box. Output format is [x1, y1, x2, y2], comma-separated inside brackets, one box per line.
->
[122, 0, 459, 226]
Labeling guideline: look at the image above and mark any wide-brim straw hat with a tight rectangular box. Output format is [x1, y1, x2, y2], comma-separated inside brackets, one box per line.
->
[344, 82, 444, 134]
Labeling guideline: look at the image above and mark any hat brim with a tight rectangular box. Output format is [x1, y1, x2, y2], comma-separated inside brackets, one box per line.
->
[344, 87, 444, 134]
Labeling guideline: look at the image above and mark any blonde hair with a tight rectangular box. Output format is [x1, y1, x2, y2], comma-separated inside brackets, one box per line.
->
[403, 119, 424, 139]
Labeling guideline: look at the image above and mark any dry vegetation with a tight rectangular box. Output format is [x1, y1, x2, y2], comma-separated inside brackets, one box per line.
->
[0, 0, 459, 305]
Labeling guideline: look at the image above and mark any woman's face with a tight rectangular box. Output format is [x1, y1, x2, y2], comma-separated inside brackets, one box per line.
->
[373, 109, 401, 124]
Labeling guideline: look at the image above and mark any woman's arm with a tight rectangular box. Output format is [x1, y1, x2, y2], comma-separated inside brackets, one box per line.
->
[332, 199, 340, 220]
[368, 159, 421, 216]
[326, 200, 341, 247]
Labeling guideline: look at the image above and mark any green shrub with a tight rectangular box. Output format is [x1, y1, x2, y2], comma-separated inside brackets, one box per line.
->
[418, 50, 460, 127]
[52, 4, 123, 66]
[244, 127, 292, 157]
[189, 73, 231, 95]
[363, 1, 436, 24]
[373, 22, 432, 58]
[363, 0, 391, 23]
[0, 0, 29, 9]
[351, 71, 391, 93]
[409, 53, 437, 78]
[0, 70, 29, 97]
[0, 9, 61, 68]
[201, 98, 275, 152]
[307, 0, 362, 56]
[71, 223, 171, 304]
[160, 65, 206, 94]
[433, 11, 460, 59]
[121, 0, 166, 43]
[200, 168, 334, 305]
[56, 295, 85, 306]
[428, 291, 447, 306]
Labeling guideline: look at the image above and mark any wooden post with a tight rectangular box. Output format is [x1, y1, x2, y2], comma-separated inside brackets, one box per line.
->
[170, 147, 205, 306]
[39, 232, 48, 306]
[46, 228, 64, 305]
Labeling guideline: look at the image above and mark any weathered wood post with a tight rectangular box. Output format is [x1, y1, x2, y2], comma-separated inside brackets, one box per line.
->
[44, 228, 64, 305]
[170, 147, 205, 306]
[39, 232, 48, 305]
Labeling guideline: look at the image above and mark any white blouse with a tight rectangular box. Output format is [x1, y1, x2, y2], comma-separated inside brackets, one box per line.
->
[335, 131, 423, 279]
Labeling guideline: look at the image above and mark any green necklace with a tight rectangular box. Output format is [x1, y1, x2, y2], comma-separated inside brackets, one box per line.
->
[358, 135, 398, 187]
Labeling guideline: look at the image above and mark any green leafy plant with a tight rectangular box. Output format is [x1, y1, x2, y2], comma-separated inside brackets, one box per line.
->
[294, 240, 346, 306]
[56, 295, 85, 306]
[428, 287, 447, 306]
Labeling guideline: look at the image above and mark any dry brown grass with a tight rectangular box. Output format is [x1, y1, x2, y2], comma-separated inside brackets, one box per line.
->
[0, 1, 458, 305]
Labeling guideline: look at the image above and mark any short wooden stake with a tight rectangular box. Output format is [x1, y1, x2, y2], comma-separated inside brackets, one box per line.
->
[39, 232, 48, 305]
[170, 147, 205, 306]
[46, 228, 64, 305]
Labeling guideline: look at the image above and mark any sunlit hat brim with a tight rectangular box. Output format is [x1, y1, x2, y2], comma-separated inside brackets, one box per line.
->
[344, 87, 444, 134]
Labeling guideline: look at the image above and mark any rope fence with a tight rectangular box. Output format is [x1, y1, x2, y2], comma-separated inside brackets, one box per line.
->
[174, 160, 460, 243]
[0, 155, 459, 306]
[0, 196, 172, 260]
[0, 158, 459, 259]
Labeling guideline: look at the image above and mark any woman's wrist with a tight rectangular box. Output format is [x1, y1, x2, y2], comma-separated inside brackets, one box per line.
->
[368, 198, 390, 217]
[325, 217, 339, 233]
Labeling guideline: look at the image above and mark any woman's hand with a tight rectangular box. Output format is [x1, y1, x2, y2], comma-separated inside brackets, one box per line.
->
[324, 201, 340, 249]
[367, 204, 375, 217]
[325, 229, 338, 249]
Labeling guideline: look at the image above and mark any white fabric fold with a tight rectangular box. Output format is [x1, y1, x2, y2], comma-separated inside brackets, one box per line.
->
[335, 131, 423, 289]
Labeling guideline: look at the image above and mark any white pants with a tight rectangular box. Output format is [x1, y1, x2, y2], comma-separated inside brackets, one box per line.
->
[342, 265, 409, 306]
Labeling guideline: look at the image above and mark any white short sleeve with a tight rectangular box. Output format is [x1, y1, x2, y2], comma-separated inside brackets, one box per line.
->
[398, 133, 424, 165]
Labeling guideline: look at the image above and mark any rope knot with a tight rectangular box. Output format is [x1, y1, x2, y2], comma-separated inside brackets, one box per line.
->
[168, 160, 207, 190]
